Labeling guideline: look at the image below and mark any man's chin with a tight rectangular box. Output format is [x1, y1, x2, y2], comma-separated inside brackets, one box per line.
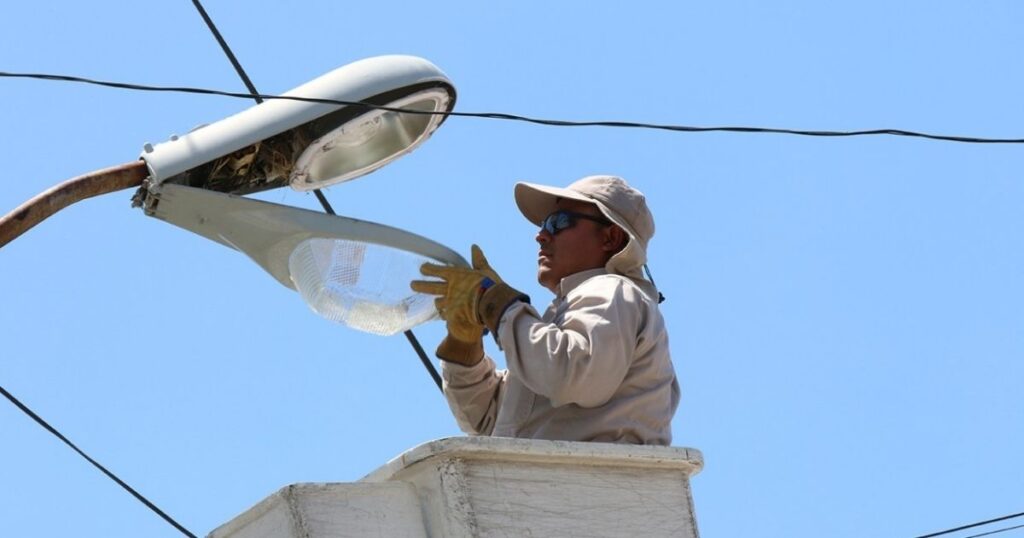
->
[537, 267, 557, 291]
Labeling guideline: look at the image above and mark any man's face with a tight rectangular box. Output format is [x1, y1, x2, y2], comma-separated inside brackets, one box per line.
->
[536, 199, 612, 292]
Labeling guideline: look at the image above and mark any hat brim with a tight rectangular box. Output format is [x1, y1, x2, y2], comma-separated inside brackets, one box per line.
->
[514, 182, 596, 226]
[514, 179, 651, 280]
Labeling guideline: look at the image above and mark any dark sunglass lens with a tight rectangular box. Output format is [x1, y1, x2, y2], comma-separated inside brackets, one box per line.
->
[542, 214, 555, 234]
[542, 211, 569, 235]
[556, 212, 573, 232]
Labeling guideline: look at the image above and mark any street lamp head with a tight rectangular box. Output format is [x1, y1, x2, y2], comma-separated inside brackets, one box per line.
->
[2, 56, 463, 334]
[136, 56, 464, 335]
[140, 55, 455, 195]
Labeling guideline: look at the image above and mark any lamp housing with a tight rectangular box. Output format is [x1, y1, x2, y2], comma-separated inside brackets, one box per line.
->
[140, 55, 456, 196]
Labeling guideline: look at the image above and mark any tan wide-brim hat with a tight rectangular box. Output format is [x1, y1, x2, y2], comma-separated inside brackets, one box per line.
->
[514, 175, 655, 277]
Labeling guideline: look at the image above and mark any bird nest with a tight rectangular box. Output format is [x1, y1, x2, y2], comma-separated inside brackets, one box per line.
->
[197, 128, 312, 194]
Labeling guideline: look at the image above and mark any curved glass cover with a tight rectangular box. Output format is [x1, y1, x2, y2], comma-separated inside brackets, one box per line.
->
[289, 88, 451, 191]
[288, 238, 439, 335]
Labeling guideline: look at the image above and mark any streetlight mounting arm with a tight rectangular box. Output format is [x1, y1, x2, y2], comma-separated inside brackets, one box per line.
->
[0, 161, 148, 249]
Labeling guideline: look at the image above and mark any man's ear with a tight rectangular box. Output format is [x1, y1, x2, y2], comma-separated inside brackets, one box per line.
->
[603, 225, 628, 253]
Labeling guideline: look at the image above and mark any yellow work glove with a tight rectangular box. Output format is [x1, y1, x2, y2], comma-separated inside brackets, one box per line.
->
[410, 245, 528, 365]
[411, 246, 490, 366]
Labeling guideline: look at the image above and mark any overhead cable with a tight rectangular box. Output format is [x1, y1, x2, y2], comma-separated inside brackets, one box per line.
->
[189, 0, 263, 104]
[0, 384, 198, 538]
[965, 523, 1024, 538]
[1, 71, 1021, 144]
[916, 511, 1024, 538]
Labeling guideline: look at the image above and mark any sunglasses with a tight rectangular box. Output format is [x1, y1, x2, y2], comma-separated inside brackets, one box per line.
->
[541, 210, 612, 235]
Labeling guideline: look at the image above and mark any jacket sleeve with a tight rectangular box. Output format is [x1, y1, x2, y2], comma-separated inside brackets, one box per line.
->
[441, 354, 505, 435]
[497, 276, 643, 408]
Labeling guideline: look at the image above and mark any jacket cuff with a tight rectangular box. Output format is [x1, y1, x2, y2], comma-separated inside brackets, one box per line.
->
[478, 282, 529, 333]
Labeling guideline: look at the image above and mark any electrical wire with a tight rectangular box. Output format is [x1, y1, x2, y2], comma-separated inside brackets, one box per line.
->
[189, 0, 262, 104]
[916, 511, 1024, 538]
[0, 384, 198, 538]
[965, 523, 1024, 538]
[1, 71, 1022, 144]
[312, 190, 336, 215]
[3, 28, 1019, 534]
[405, 330, 444, 392]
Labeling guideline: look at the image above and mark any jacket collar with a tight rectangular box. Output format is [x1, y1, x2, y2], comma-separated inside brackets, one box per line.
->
[556, 268, 608, 299]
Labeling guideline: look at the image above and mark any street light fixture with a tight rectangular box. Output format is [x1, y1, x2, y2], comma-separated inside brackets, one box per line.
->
[1, 55, 464, 335]
[141, 55, 455, 195]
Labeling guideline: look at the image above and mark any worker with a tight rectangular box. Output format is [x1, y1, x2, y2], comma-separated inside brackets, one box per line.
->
[411, 175, 678, 445]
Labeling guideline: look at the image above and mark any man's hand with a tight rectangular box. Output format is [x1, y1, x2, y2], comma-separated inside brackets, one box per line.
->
[411, 245, 492, 366]
[412, 246, 492, 329]
[411, 245, 528, 365]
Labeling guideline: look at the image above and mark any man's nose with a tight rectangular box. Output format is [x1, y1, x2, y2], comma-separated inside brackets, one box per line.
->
[536, 228, 552, 244]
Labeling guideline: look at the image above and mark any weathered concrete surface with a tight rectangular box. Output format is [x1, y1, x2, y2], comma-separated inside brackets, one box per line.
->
[209, 437, 703, 538]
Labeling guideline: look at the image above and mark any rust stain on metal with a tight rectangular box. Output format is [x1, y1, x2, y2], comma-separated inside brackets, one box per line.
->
[0, 160, 148, 249]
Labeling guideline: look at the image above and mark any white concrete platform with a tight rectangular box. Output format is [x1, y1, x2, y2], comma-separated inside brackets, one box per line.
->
[208, 437, 703, 538]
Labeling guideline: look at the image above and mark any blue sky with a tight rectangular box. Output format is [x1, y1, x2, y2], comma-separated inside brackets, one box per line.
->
[2, 2, 1022, 537]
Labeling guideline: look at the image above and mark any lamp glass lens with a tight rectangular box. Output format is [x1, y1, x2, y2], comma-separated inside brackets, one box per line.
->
[289, 88, 449, 191]
[288, 237, 438, 335]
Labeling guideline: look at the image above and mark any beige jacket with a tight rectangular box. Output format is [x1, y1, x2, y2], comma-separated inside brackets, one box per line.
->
[441, 268, 679, 445]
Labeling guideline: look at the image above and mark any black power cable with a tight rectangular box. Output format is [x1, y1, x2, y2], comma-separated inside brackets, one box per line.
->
[312, 190, 336, 215]
[966, 523, 1024, 538]
[0, 384, 198, 538]
[187, 0, 443, 394]
[2, 71, 1023, 144]
[4, 5, 1017, 538]
[189, 0, 262, 104]
[916, 511, 1024, 538]
[405, 330, 444, 391]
